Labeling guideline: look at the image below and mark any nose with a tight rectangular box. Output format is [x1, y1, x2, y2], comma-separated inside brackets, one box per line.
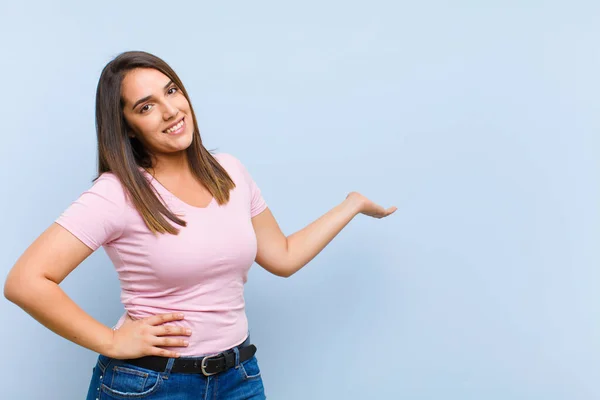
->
[163, 101, 178, 120]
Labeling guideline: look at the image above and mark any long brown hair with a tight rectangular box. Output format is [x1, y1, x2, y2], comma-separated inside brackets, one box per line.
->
[95, 50, 235, 235]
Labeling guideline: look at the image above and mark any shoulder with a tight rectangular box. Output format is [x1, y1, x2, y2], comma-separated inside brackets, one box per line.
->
[94, 171, 122, 185]
[86, 172, 128, 206]
[56, 172, 128, 250]
[213, 152, 241, 167]
[212, 152, 259, 190]
[91, 172, 125, 191]
[212, 152, 246, 175]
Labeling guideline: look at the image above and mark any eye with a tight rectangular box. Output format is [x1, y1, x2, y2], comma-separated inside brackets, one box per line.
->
[140, 104, 153, 113]
[168, 86, 179, 95]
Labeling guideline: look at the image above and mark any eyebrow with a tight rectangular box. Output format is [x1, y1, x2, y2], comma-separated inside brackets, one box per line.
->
[131, 80, 174, 111]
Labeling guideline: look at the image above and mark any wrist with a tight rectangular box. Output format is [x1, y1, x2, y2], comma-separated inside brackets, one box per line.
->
[342, 194, 363, 216]
[97, 326, 117, 357]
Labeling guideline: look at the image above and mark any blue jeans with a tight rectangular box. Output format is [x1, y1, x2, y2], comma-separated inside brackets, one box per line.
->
[86, 344, 266, 399]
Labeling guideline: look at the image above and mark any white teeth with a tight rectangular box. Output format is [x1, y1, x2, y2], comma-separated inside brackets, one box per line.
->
[165, 119, 184, 133]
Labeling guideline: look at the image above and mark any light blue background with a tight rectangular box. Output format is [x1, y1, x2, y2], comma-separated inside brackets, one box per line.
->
[1, 1, 598, 399]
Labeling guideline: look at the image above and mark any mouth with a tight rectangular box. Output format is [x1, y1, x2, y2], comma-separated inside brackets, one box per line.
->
[163, 117, 186, 135]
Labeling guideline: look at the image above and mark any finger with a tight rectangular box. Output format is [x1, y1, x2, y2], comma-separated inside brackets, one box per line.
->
[149, 347, 181, 358]
[153, 325, 192, 337]
[375, 205, 391, 218]
[373, 206, 396, 218]
[145, 313, 185, 326]
[153, 337, 190, 348]
[387, 206, 397, 214]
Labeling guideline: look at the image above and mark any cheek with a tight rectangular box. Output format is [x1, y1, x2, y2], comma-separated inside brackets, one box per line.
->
[134, 116, 164, 139]
[176, 96, 192, 112]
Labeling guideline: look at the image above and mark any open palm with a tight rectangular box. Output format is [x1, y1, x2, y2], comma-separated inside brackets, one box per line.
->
[346, 191, 397, 219]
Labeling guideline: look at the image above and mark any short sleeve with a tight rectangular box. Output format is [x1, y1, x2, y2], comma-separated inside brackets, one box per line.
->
[55, 173, 127, 251]
[220, 153, 267, 218]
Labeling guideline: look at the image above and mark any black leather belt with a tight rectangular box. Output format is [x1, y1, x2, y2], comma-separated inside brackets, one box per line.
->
[123, 340, 257, 376]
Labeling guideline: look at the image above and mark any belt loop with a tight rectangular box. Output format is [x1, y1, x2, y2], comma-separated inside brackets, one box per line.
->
[97, 355, 110, 373]
[162, 357, 175, 379]
[232, 346, 241, 368]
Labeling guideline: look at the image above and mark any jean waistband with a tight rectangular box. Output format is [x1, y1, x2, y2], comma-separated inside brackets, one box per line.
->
[98, 333, 251, 370]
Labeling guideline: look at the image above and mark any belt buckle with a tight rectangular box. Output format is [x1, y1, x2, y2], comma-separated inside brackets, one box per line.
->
[200, 353, 220, 377]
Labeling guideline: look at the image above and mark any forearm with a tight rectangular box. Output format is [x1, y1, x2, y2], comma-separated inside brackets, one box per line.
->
[284, 197, 361, 276]
[6, 278, 115, 356]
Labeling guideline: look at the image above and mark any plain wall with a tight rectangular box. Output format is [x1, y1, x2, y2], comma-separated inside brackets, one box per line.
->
[1, 1, 598, 398]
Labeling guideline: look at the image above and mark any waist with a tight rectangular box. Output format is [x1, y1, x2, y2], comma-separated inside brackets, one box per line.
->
[114, 309, 249, 356]
[99, 335, 256, 376]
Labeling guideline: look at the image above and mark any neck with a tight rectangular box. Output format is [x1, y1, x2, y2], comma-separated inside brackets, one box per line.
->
[148, 151, 191, 179]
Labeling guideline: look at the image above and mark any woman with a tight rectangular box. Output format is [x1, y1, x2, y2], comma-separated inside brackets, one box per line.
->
[3, 51, 396, 399]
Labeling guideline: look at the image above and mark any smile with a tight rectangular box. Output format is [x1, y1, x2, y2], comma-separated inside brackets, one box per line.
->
[164, 117, 185, 135]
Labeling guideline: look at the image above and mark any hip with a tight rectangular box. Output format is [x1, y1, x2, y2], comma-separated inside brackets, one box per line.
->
[86, 336, 265, 399]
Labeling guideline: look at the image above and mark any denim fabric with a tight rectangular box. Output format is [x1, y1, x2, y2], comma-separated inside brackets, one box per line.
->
[86, 342, 266, 399]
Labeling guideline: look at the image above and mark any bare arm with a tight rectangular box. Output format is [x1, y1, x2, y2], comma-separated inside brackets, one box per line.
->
[252, 192, 397, 278]
[4, 223, 189, 359]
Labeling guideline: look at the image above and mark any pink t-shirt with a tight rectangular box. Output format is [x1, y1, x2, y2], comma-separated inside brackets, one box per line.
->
[55, 153, 267, 356]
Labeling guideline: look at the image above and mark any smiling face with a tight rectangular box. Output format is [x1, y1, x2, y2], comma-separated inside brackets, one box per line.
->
[121, 68, 194, 160]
